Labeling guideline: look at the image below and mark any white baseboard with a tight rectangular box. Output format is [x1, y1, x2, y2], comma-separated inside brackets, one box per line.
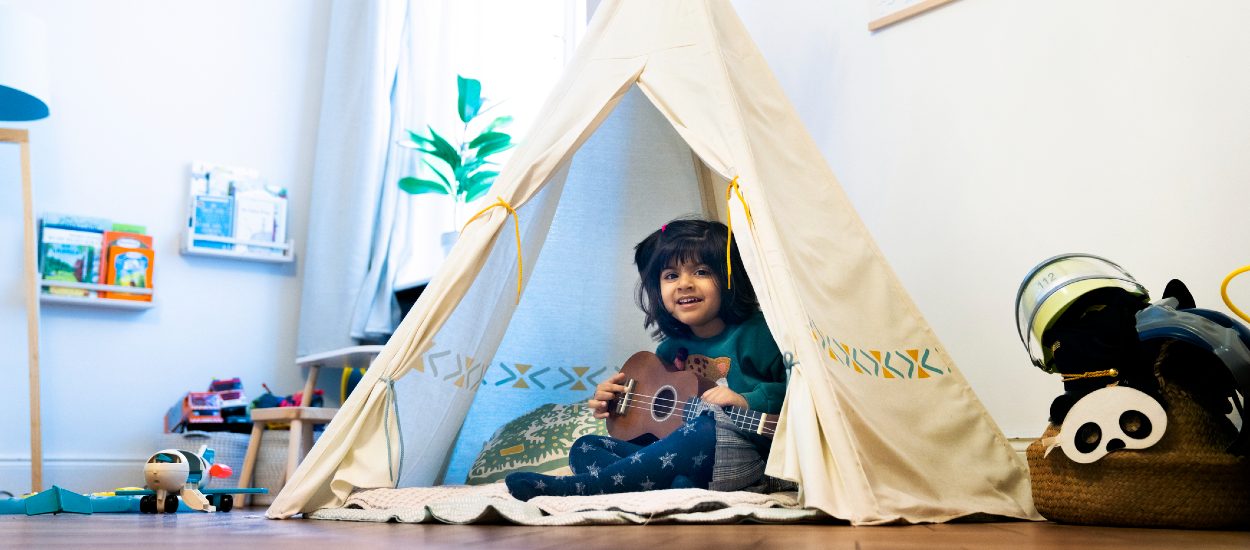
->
[0, 456, 146, 495]
[1008, 437, 1033, 459]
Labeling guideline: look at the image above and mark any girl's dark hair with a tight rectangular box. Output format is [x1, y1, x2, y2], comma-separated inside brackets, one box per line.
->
[634, 218, 759, 340]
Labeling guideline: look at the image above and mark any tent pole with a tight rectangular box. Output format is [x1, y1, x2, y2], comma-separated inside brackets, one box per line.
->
[690, 154, 723, 221]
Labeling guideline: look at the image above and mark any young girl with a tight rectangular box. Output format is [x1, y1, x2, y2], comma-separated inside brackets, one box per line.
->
[505, 219, 788, 500]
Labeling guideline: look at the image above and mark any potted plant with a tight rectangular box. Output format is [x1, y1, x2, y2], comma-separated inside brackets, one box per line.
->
[398, 75, 514, 254]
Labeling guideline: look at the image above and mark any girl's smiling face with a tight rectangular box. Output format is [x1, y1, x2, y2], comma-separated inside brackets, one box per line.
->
[660, 261, 725, 338]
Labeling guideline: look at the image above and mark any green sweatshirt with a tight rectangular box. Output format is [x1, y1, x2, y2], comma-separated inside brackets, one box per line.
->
[655, 311, 787, 414]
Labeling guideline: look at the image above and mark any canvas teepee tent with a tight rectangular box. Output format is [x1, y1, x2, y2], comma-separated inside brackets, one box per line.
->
[268, 0, 1039, 524]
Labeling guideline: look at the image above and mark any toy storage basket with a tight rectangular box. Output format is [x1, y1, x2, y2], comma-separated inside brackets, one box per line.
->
[1026, 343, 1250, 529]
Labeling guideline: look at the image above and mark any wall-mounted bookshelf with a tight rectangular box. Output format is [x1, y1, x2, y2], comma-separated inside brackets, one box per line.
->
[180, 230, 295, 263]
[39, 280, 155, 310]
[38, 213, 156, 311]
[183, 161, 292, 264]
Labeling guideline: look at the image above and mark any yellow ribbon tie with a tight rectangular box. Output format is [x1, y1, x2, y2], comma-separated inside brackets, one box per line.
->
[724, 175, 753, 289]
[464, 196, 524, 305]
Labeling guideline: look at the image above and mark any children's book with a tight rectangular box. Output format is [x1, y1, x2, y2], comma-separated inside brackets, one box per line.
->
[102, 230, 152, 252]
[188, 161, 260, 251]
[191, 194, 234, 250]
[102, 246, 154, 301]
[100, 231, 154, 301]
[39, 214, 110, 297]
[231, 181, 288, 256]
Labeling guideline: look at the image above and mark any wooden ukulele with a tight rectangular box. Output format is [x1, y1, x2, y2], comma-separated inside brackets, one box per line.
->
[606, 351, 779, 441]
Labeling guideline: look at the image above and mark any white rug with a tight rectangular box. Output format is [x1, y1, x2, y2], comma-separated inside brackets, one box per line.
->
[307, 483, 829, 525]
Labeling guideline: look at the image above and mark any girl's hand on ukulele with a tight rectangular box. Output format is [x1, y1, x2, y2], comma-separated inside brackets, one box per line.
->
[589, 372, 627, 419]
[701, 386, 748, 409]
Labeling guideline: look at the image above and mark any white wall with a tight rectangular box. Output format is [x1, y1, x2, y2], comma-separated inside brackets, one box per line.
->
[732, 0, 1250, 439]
[0, 0, 330, 492]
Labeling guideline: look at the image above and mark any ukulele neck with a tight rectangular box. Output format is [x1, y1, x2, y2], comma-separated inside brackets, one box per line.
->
[680, 397, 774, 437]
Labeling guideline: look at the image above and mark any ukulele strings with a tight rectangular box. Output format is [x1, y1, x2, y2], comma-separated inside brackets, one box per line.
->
[629, 392, 780, 428]
[618, 391, 779, 431]
[611, 399, 778, 436]
[627, 391, 781, 426]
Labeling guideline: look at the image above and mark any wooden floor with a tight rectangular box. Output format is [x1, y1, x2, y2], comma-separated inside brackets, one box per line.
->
[2, 507, 1248, 549]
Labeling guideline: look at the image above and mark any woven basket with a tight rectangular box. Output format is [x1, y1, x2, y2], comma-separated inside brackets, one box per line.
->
[1026, 344, 1250, 529]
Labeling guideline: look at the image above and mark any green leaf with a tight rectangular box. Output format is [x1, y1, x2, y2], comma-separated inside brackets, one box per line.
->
[453, 164, 473, 191]
[469, 170, 499, 185]
[422, 159, 454, 193]
[425, 125, 461, 169]
[398, 177, 452, 196]
[406, 129, 433, 145]
[468, 131, 510, 150]
[463, 180, 494, 203]
[483, 115, 512, 133]
[398, 128, 435, 150]
[459, 157, 487, 174]
[457, 75, 484, 123]
[460, 170, 500, 203]
[474, 137, 515, 159]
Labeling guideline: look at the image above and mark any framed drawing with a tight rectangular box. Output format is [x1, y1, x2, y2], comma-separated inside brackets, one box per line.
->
[869, 0, 960, 32]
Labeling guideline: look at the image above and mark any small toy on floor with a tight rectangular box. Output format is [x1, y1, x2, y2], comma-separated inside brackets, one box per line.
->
[115, 444, 266, 513]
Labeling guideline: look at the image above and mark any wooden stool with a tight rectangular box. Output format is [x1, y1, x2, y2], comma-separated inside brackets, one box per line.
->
[237, 406, 337, 505]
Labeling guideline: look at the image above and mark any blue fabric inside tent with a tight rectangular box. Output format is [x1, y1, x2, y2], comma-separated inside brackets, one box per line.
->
[442, 88, 705, 483]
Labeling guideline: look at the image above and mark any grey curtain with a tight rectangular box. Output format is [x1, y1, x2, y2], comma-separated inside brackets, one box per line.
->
[295, 0, 409, 355]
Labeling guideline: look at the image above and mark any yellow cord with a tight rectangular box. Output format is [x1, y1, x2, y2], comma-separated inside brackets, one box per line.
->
[1060, 369, 1119, 382]
[464, 196, 524, 305]
[724, 175, 753, 289]
[1221, 264, 1250, 324]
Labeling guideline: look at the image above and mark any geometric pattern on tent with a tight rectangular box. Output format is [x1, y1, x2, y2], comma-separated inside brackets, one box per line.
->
[483, 363, 611, 392]
[810, 321, 949, 379]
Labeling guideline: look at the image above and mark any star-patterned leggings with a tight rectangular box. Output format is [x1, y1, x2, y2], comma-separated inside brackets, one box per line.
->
[504, 413, 716, 501]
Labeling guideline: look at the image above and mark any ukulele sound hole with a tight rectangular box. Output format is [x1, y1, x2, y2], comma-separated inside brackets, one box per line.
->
[651, 385, 677, 422]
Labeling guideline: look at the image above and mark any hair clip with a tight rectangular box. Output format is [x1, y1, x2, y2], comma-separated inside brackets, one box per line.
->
[661, 224, 667, 233]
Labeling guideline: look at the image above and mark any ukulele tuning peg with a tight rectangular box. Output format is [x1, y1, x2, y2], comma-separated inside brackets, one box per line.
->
[615, 379, 636, 415]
